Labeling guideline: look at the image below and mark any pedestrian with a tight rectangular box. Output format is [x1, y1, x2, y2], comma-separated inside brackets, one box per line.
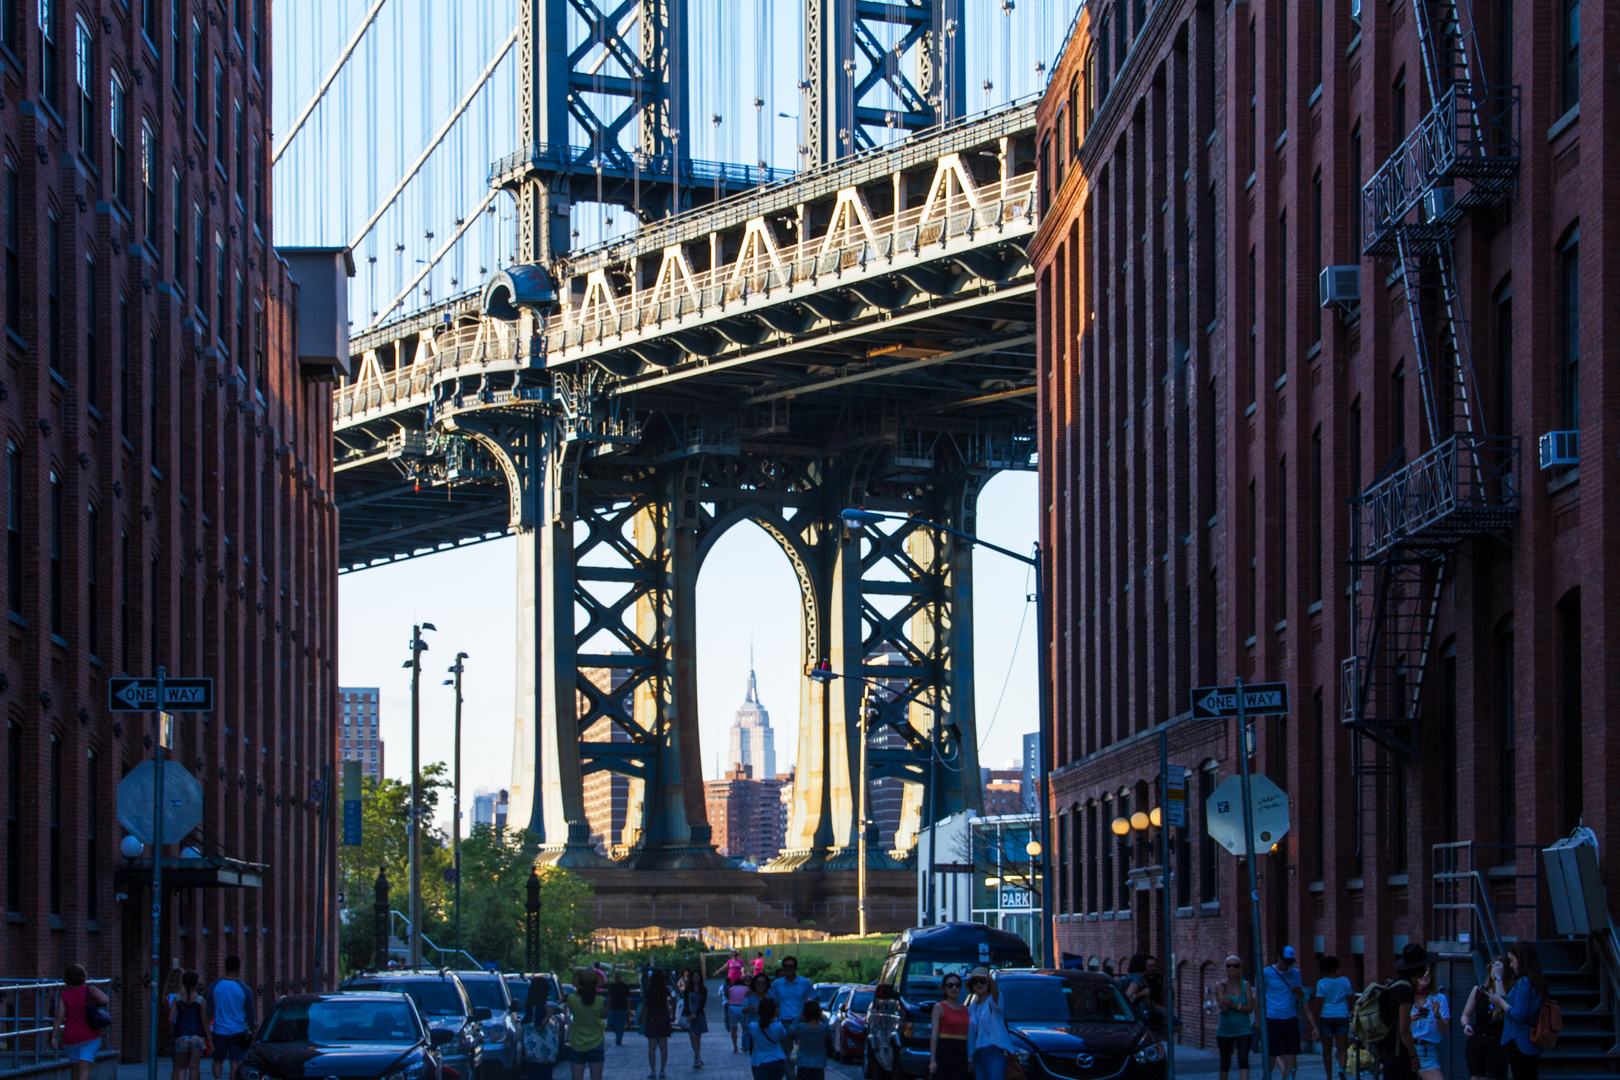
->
[928, 971, 969, 1080]
[767, 956, 814, 1059]
[753, 953, 767, 978]
[966, 968, 1013, 1080]
[1460, 956, 1511, 1080]
[52, 964, 110, 1080]
[1486, 942, 1546, 1080]
[207, 956, 256, 1080]
[165, 969, 186, 1012]
[788, 999, 829, 1080]
[1380, 943, 1433, 1080]
[523, 976, 562, 1080]
[742, 972, 771, 1053]
[1212, 956, 1255, 1080]
[171, 971, 213, 1080]
[725, 951, 746, 987]
[1313, 955, 1355, 1080]
[1410, 962, 1450, 1080]
[725, 973, 751, 1052]
[565, 969, 607, 1080]
[608, 972, 632, 1047]
[747, 999, 788, 1080]
[644, 969, 674, 1080]
[1262, 946, 1315, 1080]
[685, 970, 709, 1068]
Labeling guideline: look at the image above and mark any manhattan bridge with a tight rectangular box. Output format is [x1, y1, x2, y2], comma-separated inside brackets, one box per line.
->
[300, 0, 1064, 896]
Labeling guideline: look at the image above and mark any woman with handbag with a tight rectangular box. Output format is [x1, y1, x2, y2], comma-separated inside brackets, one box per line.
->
[644, 969, 675, 1080]
[53, 964, 111, 1080]
[965, 968, 1014, 1080]
[523, 977, 562, 1080]
[171, 972, 213, 1080]
[684, 971, 709, 1069]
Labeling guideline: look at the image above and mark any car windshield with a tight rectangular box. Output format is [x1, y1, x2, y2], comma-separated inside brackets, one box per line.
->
[1001, 980, 1137, 1025]
[506, 981, 529, 1009]
[818, 986, 840, 1004]
[347, 981, 466, 1018]
[462, 981, 508, 1012]
[901, 957, 978, 999]
[261, 1000, 421, 1044]
[850, 991, 873, 1013]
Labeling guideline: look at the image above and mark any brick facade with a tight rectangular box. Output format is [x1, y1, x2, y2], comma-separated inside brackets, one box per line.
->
[0, 0, 339, 1059]
[1033, 0, 1618, 1047]
[704, 765, 786, 865]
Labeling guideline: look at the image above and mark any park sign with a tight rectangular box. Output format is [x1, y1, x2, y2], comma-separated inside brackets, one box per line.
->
[1205, 773, 1292, 856]
[109, 677, 214, 712]
[1188, 681, 1289, 720]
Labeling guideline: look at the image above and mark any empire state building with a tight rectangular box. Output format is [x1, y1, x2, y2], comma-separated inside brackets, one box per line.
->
[727, 667, 776, 780]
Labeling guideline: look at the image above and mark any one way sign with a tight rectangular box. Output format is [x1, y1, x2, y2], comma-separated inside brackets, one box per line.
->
[1189, 681, 1290, 720]
[108, 678, 214, 713]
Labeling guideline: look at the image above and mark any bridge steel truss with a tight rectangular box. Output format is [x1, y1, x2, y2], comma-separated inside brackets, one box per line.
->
[333, 102, 1041, 869]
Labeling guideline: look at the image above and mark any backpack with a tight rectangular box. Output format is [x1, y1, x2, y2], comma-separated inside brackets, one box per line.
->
[1350, 981, 1393, 1046]
[1530, 998, 1562, 1050]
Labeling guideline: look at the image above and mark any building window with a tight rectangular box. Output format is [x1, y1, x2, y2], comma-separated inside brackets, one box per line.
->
[5, 160, 18, 333]
[1560, 0, 1580, 114]
[1, 0, 17, 54]
[48, 470, 61, 633]
[5, 441, 19, 617]
[1391, 70, 1407, 148]
[191, 20, 203, 129]
[215, 233, 227, 340]
[120, 531, 131, 671]
[75, 17, 93, 158]
[1248, 246, 1257, 402]
[234, 102, 245, 197]
[171, 0, 181, 90]
[39, 0, 57, 112]
[1311, 427, 1323, 604]
[119, 297, 130, 435]
[1056, 813, 1069, 915]
[1277, 458, 1288, 619]
[149, 333, 160, 460]
[141, 122, 156, 242]
[1313, 0, 1324, 92]
[87, 503, 99, 656]
[1247, 18, 1257, 175]
[1116, 792, 1131, 912]
[1495, 618, 1515, 847]
[1278, 1, 1288, 133]
[5, 721, 19, 912]
[213, 58, 224, 164]
[149, 553, 159, 667]
[1100, 797, 1113, 910]
[84, 257, 98, 407]
[110, 73, 127, 203]
[1350, 124, 1363, 252]
[235, 273, 245, 363]
[48, 733, 61, 914]
[1313, 691, 1326, 880]
[1311, 170, 1323, 343]
[46, 213, 60, 371]
[1558, 231, 1579, 431]
[254, 301, 265, 395]
[86, 749, 98, 920]
[1556, 591, 1582, 833]
[1246, 479, 1258, 640]
[1392, 365, 1407, 456]
[172, 168, 183, 287]
[141, 0, 155, 44]
[1199, 766, 1218, 902]
[252, 136, 264, 230]
[193, 205, 205, 320]
[1277, 211, 1287, 375]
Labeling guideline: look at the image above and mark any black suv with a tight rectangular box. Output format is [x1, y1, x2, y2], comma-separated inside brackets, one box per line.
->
[341, 971, 487, 1080]
[242, 992, 452, 1080]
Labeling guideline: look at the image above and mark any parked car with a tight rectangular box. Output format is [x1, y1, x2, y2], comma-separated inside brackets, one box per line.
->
[866, 922, 1033, 1080]
[997, 969, 1166, 1080]
[828, 985, 875, 1064]
[816, 982, 847, 1011]
[341, 970, 487, 1080]
[503, 973, 566, 1016]
[454, 971, 521, 1077]
[242, 992, 452, 1080]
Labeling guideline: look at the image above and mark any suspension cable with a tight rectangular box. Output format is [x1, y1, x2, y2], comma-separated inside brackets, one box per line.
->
[371, 187, 501, 329]
[346, 24, 518, 252]
[272, 0, 389, 165]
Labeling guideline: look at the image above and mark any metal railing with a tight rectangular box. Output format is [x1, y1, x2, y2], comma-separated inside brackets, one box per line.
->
[1354, 434, 1519, 559]
[387, 911, 484, 971]
[1362, 83, 1521, 256]
[489, 142, 794, 188]
[0, 979, 115, 1071]
[1431, 841, 1543, 958]
[583, 896, 918, 929]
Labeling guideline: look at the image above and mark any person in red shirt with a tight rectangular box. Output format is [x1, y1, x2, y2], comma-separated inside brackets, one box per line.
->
[752, 954, 766, 978]
[53, 964, 110, 1080]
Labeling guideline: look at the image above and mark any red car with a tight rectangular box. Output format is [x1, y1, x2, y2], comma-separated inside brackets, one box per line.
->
[829, 985, 875, 1064]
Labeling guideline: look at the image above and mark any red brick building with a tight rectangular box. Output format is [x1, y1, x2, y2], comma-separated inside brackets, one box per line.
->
[1033, 0, 1615, 1039]
[704, 765, 786, 865]
[0, 0, 342, 1058]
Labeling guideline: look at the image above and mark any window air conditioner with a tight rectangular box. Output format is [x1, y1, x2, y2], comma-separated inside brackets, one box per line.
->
[1424, 185, 1456, 223]
[1319, 266, 1361, 308]
[1538, 430, 1579, 469]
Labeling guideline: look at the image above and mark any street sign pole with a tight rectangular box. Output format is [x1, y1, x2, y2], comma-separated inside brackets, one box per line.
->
[1233, 676, 1270, 1080]
[148, 666, 166, 1080]
[1160, 729, 1176, 1080]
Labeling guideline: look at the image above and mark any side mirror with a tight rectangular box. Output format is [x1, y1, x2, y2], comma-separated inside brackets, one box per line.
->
[429, 1029, 455, 1047]
[473, 1007, 493, 1022]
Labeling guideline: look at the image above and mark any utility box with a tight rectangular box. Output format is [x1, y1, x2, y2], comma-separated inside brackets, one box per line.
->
[282, 247, 356, 380]
[1542, 831, 1609, 936]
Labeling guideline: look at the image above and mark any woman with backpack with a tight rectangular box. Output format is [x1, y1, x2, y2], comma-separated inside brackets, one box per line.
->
[1212, 955, 1255, 1080]
[1461, 956, 1511, 1080]
[1488, 943, 1548, 1080]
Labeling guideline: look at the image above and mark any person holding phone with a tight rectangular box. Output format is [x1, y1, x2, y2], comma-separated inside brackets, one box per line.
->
[1461, 958, 1510, 1080]
[1409, 965, 1450, 1080]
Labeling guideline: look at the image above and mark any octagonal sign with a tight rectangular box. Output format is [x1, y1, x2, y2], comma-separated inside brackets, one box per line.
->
[1205, 773, 1291, 856]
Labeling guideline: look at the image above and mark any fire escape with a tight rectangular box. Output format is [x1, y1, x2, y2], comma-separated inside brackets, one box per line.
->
[1341, 1, 1521, 854]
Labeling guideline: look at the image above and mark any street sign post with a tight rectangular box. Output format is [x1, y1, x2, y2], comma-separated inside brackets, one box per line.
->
[1189, 681, 1289, 719]
[1206, 773, 1291, 855]
[109, 678, 214, 712]
[1165, 767, 1187, 828]
[116, 761, 205, 845]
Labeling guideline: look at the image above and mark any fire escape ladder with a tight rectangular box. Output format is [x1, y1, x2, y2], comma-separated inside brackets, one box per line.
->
[1414, 0, 1481, 102]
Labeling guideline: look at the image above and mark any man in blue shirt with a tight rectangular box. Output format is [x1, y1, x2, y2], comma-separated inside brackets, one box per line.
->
[1262, 946, 1316, 1080]
[767, 956, 815, 1056]
[208, 956, 256, 1080]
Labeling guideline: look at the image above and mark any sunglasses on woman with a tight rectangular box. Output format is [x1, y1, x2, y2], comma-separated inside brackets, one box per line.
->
[944, 981, 961, 989]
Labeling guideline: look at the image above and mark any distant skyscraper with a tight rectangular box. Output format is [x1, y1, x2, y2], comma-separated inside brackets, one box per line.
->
[727, 665, 776, 780]
[704, 765, 787, 865]
[339, 688, 385, 780]
[580, 658, 635, 856]
[473, 789, 508, 828]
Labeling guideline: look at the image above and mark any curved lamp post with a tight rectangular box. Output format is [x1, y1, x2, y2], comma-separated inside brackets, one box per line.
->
[839, 507, 1052, 968]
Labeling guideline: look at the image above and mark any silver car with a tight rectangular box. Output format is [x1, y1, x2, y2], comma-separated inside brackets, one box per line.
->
[455, 971, 521, 1077]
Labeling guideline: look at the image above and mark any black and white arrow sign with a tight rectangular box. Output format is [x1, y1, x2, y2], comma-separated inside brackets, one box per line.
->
[108, 678, 214, 712]
[1188, 681, 1289, 719]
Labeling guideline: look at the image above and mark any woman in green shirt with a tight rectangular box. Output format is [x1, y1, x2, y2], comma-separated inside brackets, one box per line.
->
[1212, 956, 1255, 1080]
[567, 969, 608, 1080]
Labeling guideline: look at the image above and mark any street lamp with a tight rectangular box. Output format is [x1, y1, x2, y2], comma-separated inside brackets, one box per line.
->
[404, 622, 435, 968]
[444, 651, 468, 962]
[840, 507, 1053, 968]
[525, 867, 542, 970]
[1111, 799, 1178, 1080]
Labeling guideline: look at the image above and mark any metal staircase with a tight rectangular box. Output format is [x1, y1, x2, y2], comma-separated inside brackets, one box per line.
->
[1342, 0, 1522, 806]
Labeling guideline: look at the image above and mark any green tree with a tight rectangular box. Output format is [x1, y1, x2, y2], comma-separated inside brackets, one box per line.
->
[453, 824, 596, 972]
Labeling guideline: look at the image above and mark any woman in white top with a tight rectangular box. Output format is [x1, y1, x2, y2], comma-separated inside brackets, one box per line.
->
[965, 968, 1014, 1080]
[1310, 955, 1354, 1080]
[1410, 966, 1450, 1080]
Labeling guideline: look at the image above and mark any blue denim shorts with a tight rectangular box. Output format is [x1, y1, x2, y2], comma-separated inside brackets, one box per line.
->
[567, 1045, 605, 1065]
[64, 1039, 100, 1063]
[1416, 1042, 1442, 1073]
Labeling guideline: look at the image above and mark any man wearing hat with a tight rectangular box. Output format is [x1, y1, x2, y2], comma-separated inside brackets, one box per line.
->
[1261, 946, 1315, 1080]
[1380, 944, 1436, 1080]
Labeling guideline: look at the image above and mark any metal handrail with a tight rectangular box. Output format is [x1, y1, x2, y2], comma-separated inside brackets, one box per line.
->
[1431, 841, 1543, 958]
[489, 142, 795, 188]
[388, 910, 484, 971]
[0, 978, 115, 1071]
[1355, 434, 1519, 559]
